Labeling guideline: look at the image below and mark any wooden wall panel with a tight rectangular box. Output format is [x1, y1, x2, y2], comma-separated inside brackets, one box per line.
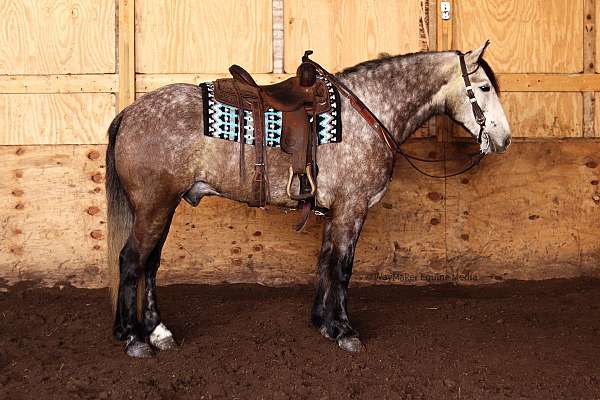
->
[454, 0, 583, 73]
[446, 141, 600, 281]
[0, 145, 107, 288]
[595, 92, 600, 133]
[455, 92, 583, 138]
[0, 94, 115, 145]
[135, 0, 273, 73]
[0, 0, 115, 74]
[2, 141, 600, 289]
[1, 0, 599, 289]
[501, 92, 582, 138]
[284, 0, 427, 72]
[0, 141, 447, 288]
[595, 0, 600, 73]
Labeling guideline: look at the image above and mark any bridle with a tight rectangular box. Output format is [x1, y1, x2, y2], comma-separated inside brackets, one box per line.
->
[459, 51, 487, 144]
[301, 50, 489, 179]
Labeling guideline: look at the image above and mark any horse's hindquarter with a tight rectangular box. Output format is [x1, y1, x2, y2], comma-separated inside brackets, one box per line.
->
[115, 83, 393, 211]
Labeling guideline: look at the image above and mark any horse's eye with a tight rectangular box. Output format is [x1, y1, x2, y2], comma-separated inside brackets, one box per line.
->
[480, 84, 491, 92]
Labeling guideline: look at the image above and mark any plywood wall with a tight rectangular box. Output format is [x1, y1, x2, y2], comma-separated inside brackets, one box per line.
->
[0, 0, 115, 74]
[451, 0, 589, 139]
[453, 0, 583, 73]
[445, 141, 600, 281]
[0, 94, 115, 145]
[0, 0, 599, 290]
[284, 0, 428, 71]
[135, 0, 273, 73]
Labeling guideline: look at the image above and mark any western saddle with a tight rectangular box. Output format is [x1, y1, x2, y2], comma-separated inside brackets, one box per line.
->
[213, 51, 331, 227]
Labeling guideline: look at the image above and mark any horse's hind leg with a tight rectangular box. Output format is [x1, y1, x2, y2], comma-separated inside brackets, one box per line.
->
[311, 199, 368, 352]
[141, 210, 177, 351]
[113, 203, 178, 357]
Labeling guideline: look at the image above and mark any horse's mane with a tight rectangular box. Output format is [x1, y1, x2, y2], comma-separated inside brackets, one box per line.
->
[338, 51, 431, 75]
[339, 51, 500, 93]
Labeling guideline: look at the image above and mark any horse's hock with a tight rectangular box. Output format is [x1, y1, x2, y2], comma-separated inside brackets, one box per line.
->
[1, 0, 599, 289]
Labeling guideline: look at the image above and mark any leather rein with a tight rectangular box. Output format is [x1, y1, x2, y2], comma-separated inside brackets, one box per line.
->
[301, 50, 487, 179]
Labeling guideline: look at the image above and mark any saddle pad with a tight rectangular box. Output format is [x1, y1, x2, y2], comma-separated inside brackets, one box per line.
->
[200, 76, 342, 147]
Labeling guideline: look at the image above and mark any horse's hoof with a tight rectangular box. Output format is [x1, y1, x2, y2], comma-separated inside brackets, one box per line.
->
[337, 336, 364, 353]
[125, 336, 154, 358]
[319, 325, 334, 340]
[152, 336, 177, 351]
[149, 323, 177, 351]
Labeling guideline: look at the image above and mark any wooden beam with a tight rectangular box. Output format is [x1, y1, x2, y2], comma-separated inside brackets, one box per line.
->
[2, 72, 600, 95]
[584, 0, 596, 137]
[136, 73, 291, 93]
[118, 0, 135, 111]
[436, 0, 453, 142]
[436, 0, 453, 51]
[0, 74, 117, 94]
[427, 0, 437, 137]
[498, 73, 600, 92]
[272, 0, 284, 74]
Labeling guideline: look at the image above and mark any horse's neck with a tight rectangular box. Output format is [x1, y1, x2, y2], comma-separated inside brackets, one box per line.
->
[338, 52, 455, 143]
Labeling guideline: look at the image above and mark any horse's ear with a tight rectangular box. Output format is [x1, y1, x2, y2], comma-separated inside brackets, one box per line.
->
[465, 40, 491, 65]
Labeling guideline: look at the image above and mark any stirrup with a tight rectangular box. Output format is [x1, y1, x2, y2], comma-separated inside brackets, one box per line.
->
[286, 165, 316, 200]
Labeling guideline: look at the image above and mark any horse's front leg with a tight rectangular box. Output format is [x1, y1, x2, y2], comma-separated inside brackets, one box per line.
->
[311, 199, 368, 352]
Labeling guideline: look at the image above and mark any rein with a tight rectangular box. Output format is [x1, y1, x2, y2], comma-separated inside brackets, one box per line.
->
[301, 50, 486, 179]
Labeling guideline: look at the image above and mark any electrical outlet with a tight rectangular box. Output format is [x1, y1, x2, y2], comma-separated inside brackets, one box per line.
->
[441, 1, 451, 20]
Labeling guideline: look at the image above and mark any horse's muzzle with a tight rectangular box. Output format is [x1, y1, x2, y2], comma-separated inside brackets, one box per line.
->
[491, 136, 511, 154]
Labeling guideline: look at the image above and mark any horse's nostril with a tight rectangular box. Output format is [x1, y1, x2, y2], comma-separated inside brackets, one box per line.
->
[504, 137, 511, 148]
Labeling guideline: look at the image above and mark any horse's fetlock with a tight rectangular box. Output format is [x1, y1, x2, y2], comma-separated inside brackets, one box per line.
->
[113, 322, 132, 341]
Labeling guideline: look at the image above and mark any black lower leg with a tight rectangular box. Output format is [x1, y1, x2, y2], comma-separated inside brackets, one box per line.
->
[312, 242, 358, 340]
[318, 244, 358, 340]
[141, 270, 160, 336]
[142, 212, 175, 337]
[113, 241, 143, 341]
[311, 221, 333, 328]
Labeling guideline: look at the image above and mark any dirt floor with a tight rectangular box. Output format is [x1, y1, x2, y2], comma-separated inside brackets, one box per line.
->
[1, 279, 600, 400]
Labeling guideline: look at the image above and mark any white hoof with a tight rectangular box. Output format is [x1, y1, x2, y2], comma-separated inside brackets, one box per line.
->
[337, 336, 364, 353]
[149, 323, 176, 351]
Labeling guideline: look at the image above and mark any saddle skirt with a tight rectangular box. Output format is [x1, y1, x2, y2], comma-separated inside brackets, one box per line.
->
[200, 75, 342, 147]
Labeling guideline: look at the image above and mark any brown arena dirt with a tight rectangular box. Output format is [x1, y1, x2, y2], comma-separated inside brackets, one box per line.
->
[1, 279, 600, 400]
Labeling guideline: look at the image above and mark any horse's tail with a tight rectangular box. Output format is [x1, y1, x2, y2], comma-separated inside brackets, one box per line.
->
[105, 111, 132, 312]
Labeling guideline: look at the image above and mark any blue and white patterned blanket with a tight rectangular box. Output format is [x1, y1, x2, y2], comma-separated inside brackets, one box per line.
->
[200, 76, 342, 147]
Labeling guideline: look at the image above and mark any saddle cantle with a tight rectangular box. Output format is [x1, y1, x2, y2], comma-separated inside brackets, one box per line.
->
[211, 51, 332, 228]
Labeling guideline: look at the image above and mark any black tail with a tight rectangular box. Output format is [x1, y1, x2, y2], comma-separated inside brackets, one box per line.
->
[105, 112, 132, 311]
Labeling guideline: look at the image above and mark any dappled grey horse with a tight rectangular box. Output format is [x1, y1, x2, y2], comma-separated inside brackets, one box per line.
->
[106, 42, 511, 357]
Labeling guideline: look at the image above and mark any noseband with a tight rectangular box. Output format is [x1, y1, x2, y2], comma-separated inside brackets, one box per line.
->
[302, 50, 487, 179]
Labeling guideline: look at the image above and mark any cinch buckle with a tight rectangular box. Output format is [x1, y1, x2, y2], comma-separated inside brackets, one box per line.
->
[286, 165, 316, 200]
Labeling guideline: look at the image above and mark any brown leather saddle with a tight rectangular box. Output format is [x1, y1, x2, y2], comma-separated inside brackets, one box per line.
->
[212, 51, 331, 216]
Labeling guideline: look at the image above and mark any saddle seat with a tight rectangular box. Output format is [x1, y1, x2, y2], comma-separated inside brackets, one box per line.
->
[212, 51, 330, 219]
[229, 63, 322, 112]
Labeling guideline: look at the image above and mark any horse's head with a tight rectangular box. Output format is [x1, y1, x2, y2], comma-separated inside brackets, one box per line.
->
[445, 42, 511, 154]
